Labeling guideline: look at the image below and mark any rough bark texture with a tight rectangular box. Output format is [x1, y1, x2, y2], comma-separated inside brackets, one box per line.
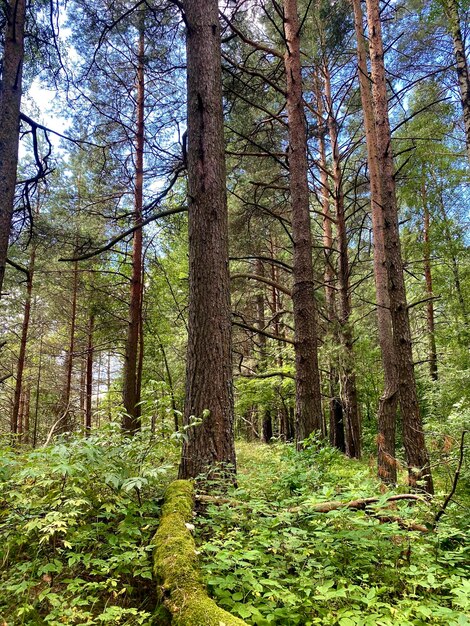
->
[284, 0, 323, 446]
[123, 14, 145, 433]
[0, 0, 26, 297]
[352, 0, 397, 484]
[179, 0, 236, 480]
[445, 0, 470, 164]
[324, 62, 361, 459]
[153, 480, 248, 625]
[366, 0, 433, 493]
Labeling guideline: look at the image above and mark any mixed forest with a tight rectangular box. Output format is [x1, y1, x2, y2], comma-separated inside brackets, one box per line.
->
[0, 0, 469, 624]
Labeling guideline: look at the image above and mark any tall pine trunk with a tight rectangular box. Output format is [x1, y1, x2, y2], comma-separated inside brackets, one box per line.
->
[445, 0, 470, 163]
[314, 69, 344, 451]
[365, 0, 433, 493]
[283, 0, 323, 446]
[179, 0, 236, 481]
[123, 12, 145, 432]
[352, 0, 397, 484]
[323, 62, 361, 458]
[0, 0, 26, 297]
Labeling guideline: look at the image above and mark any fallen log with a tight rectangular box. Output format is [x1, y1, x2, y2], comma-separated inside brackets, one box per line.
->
[153, 480, 248, 626]
[288, 493, 425, 513]
[196, 492, 428, 532]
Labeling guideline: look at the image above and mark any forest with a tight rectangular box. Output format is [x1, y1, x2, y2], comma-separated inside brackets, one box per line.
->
[0, 0, 469, 624]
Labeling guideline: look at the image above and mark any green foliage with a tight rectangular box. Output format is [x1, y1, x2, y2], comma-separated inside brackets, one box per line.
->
[0, 426, 180, 625]
[197, 443, 469, 626]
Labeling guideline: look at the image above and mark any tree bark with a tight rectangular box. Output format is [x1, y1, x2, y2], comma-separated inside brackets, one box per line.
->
[123, 11, 145, 433]
[352, 0, 397, 484]
[11, 243, 35, 434]
[323, 61, 361, 459]
[0, 0, 26, 297]
[283, 0, 323, 446]
[179, 0, 236, 481]
[365, 0, 433, 493]
[445, 0, 470, 164]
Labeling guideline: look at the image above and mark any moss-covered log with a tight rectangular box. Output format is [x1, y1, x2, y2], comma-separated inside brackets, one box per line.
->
[153, 480, 248, 626]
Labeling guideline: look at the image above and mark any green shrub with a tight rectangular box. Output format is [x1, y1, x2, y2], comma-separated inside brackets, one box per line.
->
[0, 424, 179, 625]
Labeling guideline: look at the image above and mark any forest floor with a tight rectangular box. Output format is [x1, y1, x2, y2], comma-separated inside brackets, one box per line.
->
[0, 432, 468, 625]
[196, 441, 469, 626]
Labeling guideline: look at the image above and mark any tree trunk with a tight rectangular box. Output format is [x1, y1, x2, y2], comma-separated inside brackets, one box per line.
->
[314, 69, 344, 449]
[0, 0, 26, 297]
[352, 0, 397, 484]
[421, 175, 438, 380]
[323, 61, 361, 459]
[22, 387, 30, 443]
[437, 197, 468, 325]
[365, 0, 433, 493]
[85, 312, 94, 432]
[283, 0, 323, 446]
[179, 0, 236, 481]
[11, 244, 35, 434]
[58, 261, 79, 434]
[123, 12, 145, 433]
[32, 335, 43, 448]
[445, 0, 470, 163]
[255, 258, 272, 442]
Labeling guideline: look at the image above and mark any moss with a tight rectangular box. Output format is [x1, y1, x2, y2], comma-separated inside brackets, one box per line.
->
[153, 479, 248, 626]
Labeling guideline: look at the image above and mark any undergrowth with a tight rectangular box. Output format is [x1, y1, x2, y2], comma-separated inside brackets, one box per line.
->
[0, 424, 180, 625]
[196, 441, 469, 626]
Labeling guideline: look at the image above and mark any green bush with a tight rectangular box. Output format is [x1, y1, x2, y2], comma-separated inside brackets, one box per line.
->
[197, 442, 470, 626]
[0, 424, 179, 625]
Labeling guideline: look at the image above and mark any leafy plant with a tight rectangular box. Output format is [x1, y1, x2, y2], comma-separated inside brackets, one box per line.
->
[0, 424, 179, 625]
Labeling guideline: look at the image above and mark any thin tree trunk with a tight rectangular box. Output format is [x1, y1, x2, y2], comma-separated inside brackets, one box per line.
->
[437, 196, 468, 325]
[58, 261, 79, 434]
[0, 0, 26, 297]
[32, 335, 43, 448]
[79, 355, 86, 418]
[255, 259, 273, 443]
[323, 61, 361, 458]
[85, 312, 94, 432]
[352, 0, 397, 484]
[107, 352, 112, 421]
[283, 0, 323, 446]
[365, 0, 433, 493]
[421, 175, 438, 380]
[23, 387, 30, 444]
[11, 244, 35, 433]
[314, 70, 344, 451]
[159, 340, 178, 432]
[123, 12, 145, 432]
[445, 0, 470, 163]
[179, 0, 236, 481]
